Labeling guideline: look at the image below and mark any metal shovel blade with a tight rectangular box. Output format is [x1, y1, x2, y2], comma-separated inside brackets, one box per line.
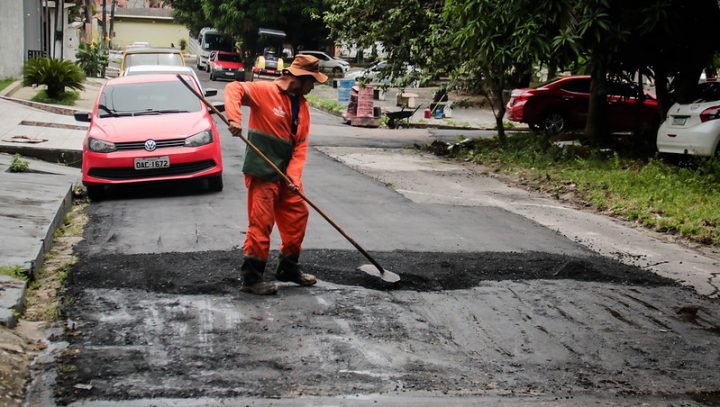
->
[358, 264, 401, 283]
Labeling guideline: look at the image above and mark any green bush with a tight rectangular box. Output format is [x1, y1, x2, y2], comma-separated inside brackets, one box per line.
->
[75, 42, 109, 78]
[23, 57, 85, 99]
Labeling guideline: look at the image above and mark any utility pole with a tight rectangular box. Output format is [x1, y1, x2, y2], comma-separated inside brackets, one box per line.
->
[101, 0, 107, 47]
[108, 0, 117, 49]
[84, 0, 92, 42]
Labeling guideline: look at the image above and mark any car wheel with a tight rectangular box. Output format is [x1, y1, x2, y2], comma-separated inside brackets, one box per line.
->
[207, 176, 223, 192]
[332, 67, 343, 77]
[542, 112, 566, 135]
[86, 185, 104, 201]
[209, 72, 215, 81]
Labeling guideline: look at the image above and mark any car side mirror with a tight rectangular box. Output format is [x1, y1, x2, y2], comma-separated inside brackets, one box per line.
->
[204, 88, 218, 97]
[74, 111, 91, 122]
[210, 101, 225, 113]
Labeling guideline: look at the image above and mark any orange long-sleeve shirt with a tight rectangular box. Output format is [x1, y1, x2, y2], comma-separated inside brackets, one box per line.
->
[224, 80, 310, 183]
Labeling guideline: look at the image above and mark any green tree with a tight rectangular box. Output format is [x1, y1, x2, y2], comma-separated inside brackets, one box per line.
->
[167, 0, 330, 78]
[444, 0, 565, 143]
[22, 58, 85, 100]
[76, 42, 109, 78]
[324, 0, 445, 87]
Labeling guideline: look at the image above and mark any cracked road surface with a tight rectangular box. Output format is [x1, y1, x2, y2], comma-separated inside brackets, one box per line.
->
[29, 104, 720, 406]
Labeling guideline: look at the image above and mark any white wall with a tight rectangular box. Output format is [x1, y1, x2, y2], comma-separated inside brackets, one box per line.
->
[0, 2, 26, 78]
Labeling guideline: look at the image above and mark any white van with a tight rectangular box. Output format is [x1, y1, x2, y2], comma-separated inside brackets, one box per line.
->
[197, 28, 235, 71]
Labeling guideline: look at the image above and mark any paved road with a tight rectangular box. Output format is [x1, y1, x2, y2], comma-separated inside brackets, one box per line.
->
[25, 69, 720, 406]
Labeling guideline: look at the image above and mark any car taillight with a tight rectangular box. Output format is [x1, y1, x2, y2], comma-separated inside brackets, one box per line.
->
[509, 95, 528, 106]
[700, 105, 720, 122]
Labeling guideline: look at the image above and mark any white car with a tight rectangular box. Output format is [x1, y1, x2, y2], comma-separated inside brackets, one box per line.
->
[345, 60, 419, 87]
[123, 65, 209, 94]
[299, 50, 350, 76]
[657, 82, 720, 157]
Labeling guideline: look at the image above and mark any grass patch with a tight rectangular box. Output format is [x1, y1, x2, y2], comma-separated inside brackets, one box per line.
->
[24, 201, 87, 322]
[306, 94, 347, 115]
[0, 77, 14, 92]
[426, 133, 720, 246]
[0, 265, 30, 282]
[31, 89, 79, 106]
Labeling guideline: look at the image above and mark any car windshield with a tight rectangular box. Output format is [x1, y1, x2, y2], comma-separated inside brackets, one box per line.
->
[97, 80, 202, 118]
[125, 53, 183, 68]
[218, 53, 241, 63]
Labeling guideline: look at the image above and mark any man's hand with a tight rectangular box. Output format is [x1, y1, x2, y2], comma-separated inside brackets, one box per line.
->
[229, 121, 243, 138]
[286, 177, 300, 194]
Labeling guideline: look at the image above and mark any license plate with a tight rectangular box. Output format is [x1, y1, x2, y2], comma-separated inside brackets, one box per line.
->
[672, 117, 687, 126]
[134, 156, 169, 170]
[225, 72, 234, 76]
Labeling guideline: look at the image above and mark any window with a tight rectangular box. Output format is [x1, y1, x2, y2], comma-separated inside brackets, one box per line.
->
[560, 79, 591, 93]
[98, 81, 202, 116]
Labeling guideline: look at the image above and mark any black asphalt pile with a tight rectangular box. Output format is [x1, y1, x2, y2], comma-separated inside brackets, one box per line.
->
[68, 249, 676, 294]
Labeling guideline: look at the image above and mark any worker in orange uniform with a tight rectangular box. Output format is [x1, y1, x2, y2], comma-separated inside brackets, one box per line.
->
[224, 54, 328, 295]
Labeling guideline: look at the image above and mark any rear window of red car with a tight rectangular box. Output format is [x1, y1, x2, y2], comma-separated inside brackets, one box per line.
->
[218, 53, 241, 63]
[560, 79, 591, 93]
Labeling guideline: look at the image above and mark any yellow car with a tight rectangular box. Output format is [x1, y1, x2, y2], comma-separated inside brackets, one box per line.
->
[120, 47, 185, 75]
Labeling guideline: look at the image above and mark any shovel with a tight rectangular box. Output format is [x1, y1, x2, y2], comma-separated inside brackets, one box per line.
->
[177, 75, 400, 283]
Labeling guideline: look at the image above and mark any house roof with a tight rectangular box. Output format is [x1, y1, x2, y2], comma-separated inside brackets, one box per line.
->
[113, 7, 173, 19]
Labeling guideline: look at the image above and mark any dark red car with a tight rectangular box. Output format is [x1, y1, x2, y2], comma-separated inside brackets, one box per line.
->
[506, 75, 659, 134]
[209, 51, 244, 81]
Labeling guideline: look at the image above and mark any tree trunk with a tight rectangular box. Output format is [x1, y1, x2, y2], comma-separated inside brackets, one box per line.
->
[109, 0, 117, 49]
[546, 61, 557, 82]
[492, 79, 507, 144]
[584, 55, 609, 146]
[654, 64, 671, 119]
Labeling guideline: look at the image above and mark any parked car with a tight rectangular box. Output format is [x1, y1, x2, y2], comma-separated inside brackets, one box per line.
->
[123, 65, 208, 93]
[506, 75, 659, 134]
[73, 74, 224, 200]
[208, 51, 244, 81]
[299, 50, 350, 76]
[345, 60, 419, 87]
[120, 47, 185, 74]
[657, 81, 720, 157]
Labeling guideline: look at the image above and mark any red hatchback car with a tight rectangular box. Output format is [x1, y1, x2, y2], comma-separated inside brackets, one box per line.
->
[506, 75, 659, 134]
[209, 51, 244, 81]
[74, 74, 224, 200]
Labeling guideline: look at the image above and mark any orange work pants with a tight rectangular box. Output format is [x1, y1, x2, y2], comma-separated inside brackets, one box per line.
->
[243, 175, 309, 261]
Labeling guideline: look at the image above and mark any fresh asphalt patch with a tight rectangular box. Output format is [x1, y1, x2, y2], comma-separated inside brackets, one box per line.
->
[49, 249, 720, 405]
[66, 249, 675, 294]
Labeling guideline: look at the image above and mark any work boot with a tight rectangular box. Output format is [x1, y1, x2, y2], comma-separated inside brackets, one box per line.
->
[276, 254, 317, 286]
[240, 257, 277, 295]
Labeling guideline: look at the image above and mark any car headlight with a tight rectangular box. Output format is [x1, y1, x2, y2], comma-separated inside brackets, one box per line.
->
[185, 130, 213, 147]
[88, 137, 116, 153]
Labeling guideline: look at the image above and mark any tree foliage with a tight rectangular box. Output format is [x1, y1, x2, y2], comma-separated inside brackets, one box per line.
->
[167, 0, 330, 58]
[76, 42, 109, 78]
[324, 0, 446, 87]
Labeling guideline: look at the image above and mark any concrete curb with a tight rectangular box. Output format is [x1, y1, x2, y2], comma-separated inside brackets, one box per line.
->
[0, 80, 24, 98]
[0, 184, 73, 328]
[0, 275, 27, 328]
[0, 145, 82, 168]
[0, 95, 85, 116]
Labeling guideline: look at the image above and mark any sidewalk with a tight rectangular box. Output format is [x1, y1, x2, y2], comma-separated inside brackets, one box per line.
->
[0, 86, 84, 327]
[314, 82, 508, 130]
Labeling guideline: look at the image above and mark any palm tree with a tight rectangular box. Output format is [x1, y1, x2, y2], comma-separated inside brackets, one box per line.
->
[23, 58, 85, 99]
